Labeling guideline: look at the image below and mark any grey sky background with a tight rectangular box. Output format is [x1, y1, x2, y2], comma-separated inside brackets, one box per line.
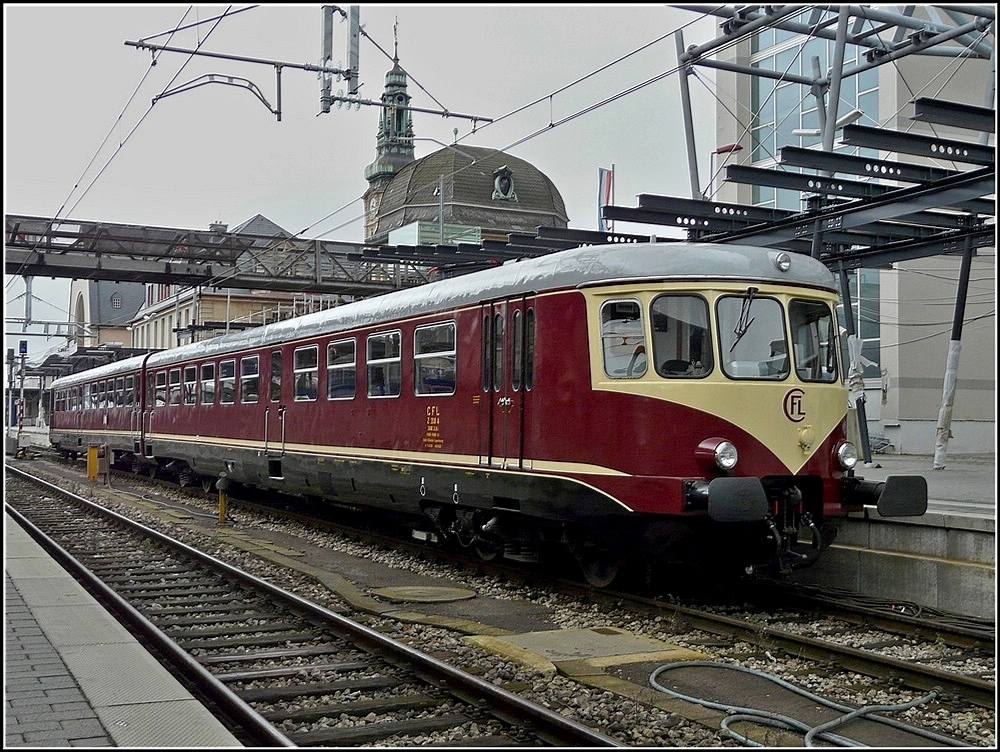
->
[5, 4, 717, 360]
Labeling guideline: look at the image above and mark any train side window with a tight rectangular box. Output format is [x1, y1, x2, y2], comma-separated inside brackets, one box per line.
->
[241, 355, 259, 403]
[294, 346, 319, 401]
[168, 368, 182, 405]
[367, 331, 401, 398]
[200, 363, 216, 405]
[414, 322, 455, 396]
[219, 360, 236, 404]
[270, 351, 282, 402]
[125, 376, 134, 407]
[601, 300, 647, 379]
[183, 366, 197, 405]
[114, 378, 124, 406]
[97, 381, 106, 408]
[650, 295, 713, 378]
[327, 339, 355, 400]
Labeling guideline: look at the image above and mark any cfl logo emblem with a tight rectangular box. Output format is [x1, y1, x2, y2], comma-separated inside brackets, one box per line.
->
[783, 388, 805, 423]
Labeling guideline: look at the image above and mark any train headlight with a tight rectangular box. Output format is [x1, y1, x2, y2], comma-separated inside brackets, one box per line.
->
[696, 437, 739, 472]
[771, 251, 792, 272]
[836, 441, 859, 470]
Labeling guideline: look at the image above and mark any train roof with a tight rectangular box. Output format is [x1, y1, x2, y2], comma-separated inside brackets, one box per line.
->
[54, 242, 837, 381]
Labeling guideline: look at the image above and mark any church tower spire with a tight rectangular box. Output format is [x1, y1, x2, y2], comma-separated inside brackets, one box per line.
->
[363, 17, 414, 242]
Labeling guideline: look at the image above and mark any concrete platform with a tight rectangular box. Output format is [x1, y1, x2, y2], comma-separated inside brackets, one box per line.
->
[4, 512, 243, 748]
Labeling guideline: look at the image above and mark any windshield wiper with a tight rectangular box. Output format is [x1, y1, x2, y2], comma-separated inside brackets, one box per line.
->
[729, 286, 758, 353]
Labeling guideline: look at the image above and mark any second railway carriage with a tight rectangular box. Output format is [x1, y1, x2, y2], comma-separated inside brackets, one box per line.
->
[48, 242, 927, 586]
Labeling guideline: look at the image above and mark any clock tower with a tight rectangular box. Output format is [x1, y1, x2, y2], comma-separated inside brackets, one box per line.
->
[363, 26, 414, 243]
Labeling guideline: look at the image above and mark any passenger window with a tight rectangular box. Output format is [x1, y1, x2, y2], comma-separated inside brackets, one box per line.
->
[125, 376, 134, 407]
[601, 300, 647, 379]
[327, 340, 356, 399]
[294, 346, 319, 401]
[168, 369, 181, 405]
[200, 363, 216, 405]
[270, 351, 282, 402]
[115, 378, 124, 406]
[367, 331, 401, 398]
[241, 355, 259, 403]
[183, 366, 197, 405]
[415, 323, 456, 396]
[492, 313, 504, 391]
[512, 311, 523, 391]
[219, 360, 236, 404]
[154, 372, 167, 406]
[481, 313, 492, 392]
[650, 295, 713, 378]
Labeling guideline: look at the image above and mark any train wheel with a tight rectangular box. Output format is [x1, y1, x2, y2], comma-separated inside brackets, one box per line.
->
[474, 537, 502, 562]
[579, 550, 621, 588]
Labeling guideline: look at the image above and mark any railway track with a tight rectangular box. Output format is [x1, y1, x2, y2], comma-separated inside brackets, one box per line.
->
[10, 455, 995, 745]
[6, 465, 621, 747]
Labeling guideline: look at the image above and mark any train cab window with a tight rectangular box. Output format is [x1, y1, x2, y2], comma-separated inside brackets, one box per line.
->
[270, 351, 282, 402]
[241, 356, 259, 403]
[219, 360, 236, 404]
[168, 368, 182, 405]
[415, 323, 456, 396]
[125, 376, 134, 407]
[717, 291, 787, 380]
[650, 295, 713, 378]
[327, 340, 355, 400]
[183, 366, 197, 405]
[200, 363, 216, 405]
[601, 300, 647, 379]
[293, 346, 319, 401]
[367, 331, 401, 398]
[790, 299, 838, 382]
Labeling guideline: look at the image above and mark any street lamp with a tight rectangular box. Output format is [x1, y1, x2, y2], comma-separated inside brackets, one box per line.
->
[704, 142, 743, 200]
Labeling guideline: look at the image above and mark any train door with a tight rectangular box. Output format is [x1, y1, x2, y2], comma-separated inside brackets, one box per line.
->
[263, 349, 286, 475]
[480, 296, 534, 469]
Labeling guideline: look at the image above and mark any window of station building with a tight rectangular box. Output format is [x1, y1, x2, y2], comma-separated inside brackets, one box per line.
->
[367, 331, 401, 398]
[837, 268, 881, 380]
[270, 351, 282, 402]
[716, 293, 787, 380]
[183, 366, 197, 405]
[219, 360, 236, 404]
[327, 339, 356, 400]
[293, 345, 319, 401]
[650, 295, 713, 378]
[240, 355, 260, 403]
[125, 376, 134, 407]
[168, 368, 182, 405]
[414, 322, 456, 396]
[601, 300, 647, 379]
[200, 363, 216, 405]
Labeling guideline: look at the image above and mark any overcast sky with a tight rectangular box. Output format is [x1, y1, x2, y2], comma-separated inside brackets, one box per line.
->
[5, 4, 718, 361]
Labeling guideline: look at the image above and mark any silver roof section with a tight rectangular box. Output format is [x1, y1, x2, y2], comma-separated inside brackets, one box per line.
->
[57, 243, 837, 381]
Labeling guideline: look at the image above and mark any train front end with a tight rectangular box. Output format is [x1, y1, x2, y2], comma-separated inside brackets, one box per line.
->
[582, 247, 927, 576]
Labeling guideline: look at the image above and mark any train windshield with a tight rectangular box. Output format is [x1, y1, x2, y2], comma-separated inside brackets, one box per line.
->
[650, 295, 712, 377]
[717, 293, 788, 380]
[789, 299, 839, 382]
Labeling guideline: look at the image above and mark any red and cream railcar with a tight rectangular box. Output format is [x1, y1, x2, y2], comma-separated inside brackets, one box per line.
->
[49, 242, 926, 585]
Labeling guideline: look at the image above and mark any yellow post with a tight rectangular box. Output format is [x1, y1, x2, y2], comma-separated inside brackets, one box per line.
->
[87, 445, 99, 483]
[216, 472, 231, 525]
